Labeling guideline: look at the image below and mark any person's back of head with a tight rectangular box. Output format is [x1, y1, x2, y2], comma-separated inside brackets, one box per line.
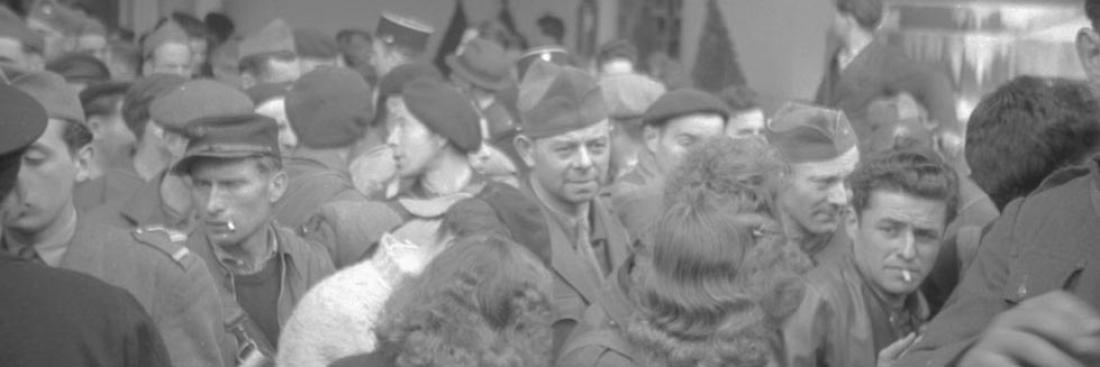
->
[834, 0, 883, 31]
[377, 234, 553, 367]
[965, 76, 1100, 210]
[536, 14, 564, 45]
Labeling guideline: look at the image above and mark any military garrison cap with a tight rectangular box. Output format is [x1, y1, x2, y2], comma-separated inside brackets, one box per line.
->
[518, 60, 607, 139]
[766, 102, 858, 164]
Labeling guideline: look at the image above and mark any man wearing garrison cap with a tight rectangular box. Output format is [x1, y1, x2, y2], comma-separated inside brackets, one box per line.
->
[84, 79, 254, 231]
[371, 12, 433, 78]
[174, 112, 334, 366]
[2, 71, 231, 367]
[295, 28, 344, 73]
[511, 60, 632, 355]
[610, 88, 729, 240]
[271, 67, 371, 237]
[0, 8, 47, 73]
[0, 83, 177, 367]
[238, 19, 302, 89]
[25, 0, 83, 60]
[142, 20, 192, 77]
[768, 102, 860, 265]
[819, 0, 961, 157]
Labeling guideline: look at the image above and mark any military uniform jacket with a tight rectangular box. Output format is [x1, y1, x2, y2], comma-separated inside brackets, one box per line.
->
[897, 158, 1100, 367]
[187, 222, 336, 341]
[60, 216, 232, 367]
[556, 255, 643, 367]
[783, 251, 929, 367]
[275, 155, 367, 231]
[815, 38, 960, 144]
[84, 170, 193, 231]
[521, 179, 633, 356]
[0, 253, 172, 367]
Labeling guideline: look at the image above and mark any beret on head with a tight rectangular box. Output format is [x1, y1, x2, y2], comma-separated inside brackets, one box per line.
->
[835, 0, 883, 29]
[400, 77, 481, 152]
[642, 88, 729, 128]
[518, 60, 607, 139]
[375, 13, 434, 53]
[378, 62, 441, 98]
[286, 67, 374, 149]
[239, 18, 296, 61]
[0, 85, 47, 199]
[46, 52, 110, 84]
[173, 112, 280, 174]
[597, 39, 638, 65]
[516, 46, 570, 80]
[150, 79, 254, 132]
[600, 73, 665, 121]
[142, 20, 189, 58]
[766, 102, 858, 164]
[446, 38, 512, 91]
[245, 82, 291, 105]
[294, 28, 340, 59]
[12, 71, 84, 124]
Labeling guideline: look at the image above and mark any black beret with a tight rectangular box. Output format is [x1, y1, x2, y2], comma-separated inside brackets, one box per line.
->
[641, 88, 729, 128]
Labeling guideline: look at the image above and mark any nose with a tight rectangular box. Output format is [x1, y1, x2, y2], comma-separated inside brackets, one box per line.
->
[203, 185, 228, 217]
[898, 231, 917, 261]
[385, 126, 399, 148]
[575, 145, 594, 169]
[825, 182, 849, 206]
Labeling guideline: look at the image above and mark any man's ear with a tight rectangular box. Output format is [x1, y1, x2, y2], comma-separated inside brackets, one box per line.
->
[269, 169, 288, 203]
[643, 125, 660, 154]
[73, 144, 95, 183]
[1077, 28, 1100, 84]
[86, 116, 104, 136]
[514, 134, 536, 168]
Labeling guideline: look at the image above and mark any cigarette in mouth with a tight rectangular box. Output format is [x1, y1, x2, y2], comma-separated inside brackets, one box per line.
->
[226, 221, 236, 231]
[902, 269, 912, 283]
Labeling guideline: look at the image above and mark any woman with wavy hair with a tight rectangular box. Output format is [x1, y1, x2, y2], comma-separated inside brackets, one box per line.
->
[557, 136, 809, 367]
[330, 233, 555, 367]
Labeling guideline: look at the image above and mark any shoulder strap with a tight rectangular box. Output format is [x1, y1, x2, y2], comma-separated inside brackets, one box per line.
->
[384, 199, 415, 231]
[131, 225, 192, 269]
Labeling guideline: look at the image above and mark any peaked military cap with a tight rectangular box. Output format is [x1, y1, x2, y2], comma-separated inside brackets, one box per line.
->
[375, 12, 433, 53]
[173, 113, 280, 174]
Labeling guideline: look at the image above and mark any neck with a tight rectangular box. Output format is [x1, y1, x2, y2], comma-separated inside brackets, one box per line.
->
[420, 150, 473, 196]
[5, 203, 78, 250]
[475, 93, 496, 109]
[780, 207, 829, 255]
[529, 175, 587, 218]
[133, 142, 170, 181]
[294, 147, 349, 170]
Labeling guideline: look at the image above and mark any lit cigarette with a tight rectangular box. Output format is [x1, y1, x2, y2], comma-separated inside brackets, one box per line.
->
[902, 269, 912, 283]
[226, 221, 236, 231]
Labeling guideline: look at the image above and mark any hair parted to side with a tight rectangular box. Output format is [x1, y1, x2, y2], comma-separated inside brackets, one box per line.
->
[376, 234, 554, 367]
[849, 148, 959, 225]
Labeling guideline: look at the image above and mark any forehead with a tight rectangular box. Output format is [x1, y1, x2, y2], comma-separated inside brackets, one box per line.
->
[864, 190, 948, 227]
[190, 157, 264, 178]
[30, 119, 70, 151]
[153, 43, 192, 61]
[537, 119, 611, 144]
[255, 98, 286, 116]
[791, 147, 859, 178]
[663, 113, 726, 135]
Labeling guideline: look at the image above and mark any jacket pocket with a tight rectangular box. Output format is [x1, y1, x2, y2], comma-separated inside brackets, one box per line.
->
[1001, 248, 1086, 304]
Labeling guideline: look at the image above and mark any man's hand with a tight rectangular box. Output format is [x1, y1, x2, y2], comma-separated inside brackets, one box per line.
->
[958, 291, 1100, 367]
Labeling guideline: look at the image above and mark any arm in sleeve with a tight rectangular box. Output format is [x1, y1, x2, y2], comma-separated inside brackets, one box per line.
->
[154, 256, 234, 367]
[894, 200, 1023, 367]
[116, 289, 174, 367]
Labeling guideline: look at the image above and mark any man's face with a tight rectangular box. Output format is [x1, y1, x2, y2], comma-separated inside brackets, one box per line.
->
[728, 109, 766, 138]
[646, 113, 725, 175]
[255, 99, 298, 154]
[778, 147, 860, 236]
[386, 97, 445, 178]
[188, 38, 208, 76]
[0, 37, 34, 70]
[521, 120, 611, 206]
[2, 120, 84, 236]
[265, 56, 303, 84]
[147, 43, 193, 76]
[191, 157, 286, 248]
[370, 39, 403, 76]
[848, 190, 947, 298]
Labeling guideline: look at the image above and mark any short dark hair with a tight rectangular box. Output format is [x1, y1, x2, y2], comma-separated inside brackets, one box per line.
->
[60, 121, 93, 155]
[80, 83, 129, 119]
[203, 12, 235, 44]
[336, 28, 372, 44]
[596, 39, 637, 66]
[849, 148, 959, 226]
[536, 14, 565, 44]
[1088, 0, 1100, 29]
[121, 74, 188, 139]
[965, 76, 1100, 210]
[835, 0, 883, 30]
[719, 84, 759, 113]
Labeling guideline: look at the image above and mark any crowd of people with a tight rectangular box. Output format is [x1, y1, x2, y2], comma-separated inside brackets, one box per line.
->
[3, 0, 1100, 366]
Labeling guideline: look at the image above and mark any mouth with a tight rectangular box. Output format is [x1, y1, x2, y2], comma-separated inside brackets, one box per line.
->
[205, 220, 236, 233]
[887, 266, 920, 283]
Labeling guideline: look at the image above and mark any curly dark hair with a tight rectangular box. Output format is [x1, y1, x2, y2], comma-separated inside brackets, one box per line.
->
[375, 234, 554, 367]
[849, 147, 959, 226]
[663, 136, 788, 218]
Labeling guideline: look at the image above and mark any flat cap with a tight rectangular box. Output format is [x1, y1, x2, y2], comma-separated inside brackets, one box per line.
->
[400, 77, 481, 152]
[173, 113, 280, 174]
[516, 46, 570, 80]
[375, 13, 433, 54]
[142, 20, 189, 58]
[150, 79, 254, 132]
[642, 88, 729, 128]
[518, 61, 607, 139]
[0, 84, 48, 154]
[12, 71, 84, 124]
[600, 73, 665, 121]
[294, 28, 340, 59]
[286, 67, 373, 149]
[446, 38, 511, 91]
[46, 52, 110, 84]
[239, 18, 296, 61]
[245, 82, 291, 105]
[765, 102, 858, 164]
